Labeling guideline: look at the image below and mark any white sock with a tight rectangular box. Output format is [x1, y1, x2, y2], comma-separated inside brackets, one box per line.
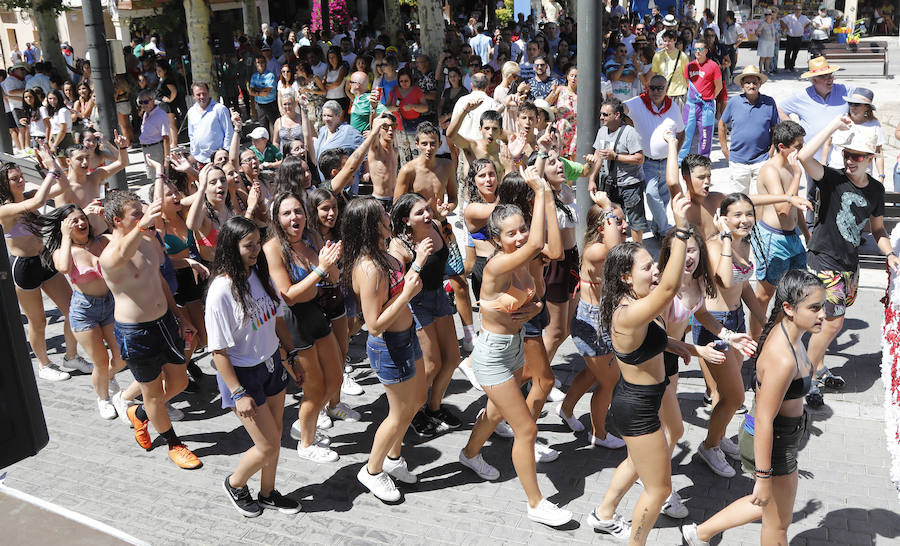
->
[463, 325, 476, 340]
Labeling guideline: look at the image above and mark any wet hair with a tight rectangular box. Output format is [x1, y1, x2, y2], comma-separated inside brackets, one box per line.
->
[663, 29, 678, 41]
[658, 225, 717, 298]
[479, 109, 502, 126]
[415, 121, 440, 142]
[103, 189, 142, 226]
[599, 242, 643, 331]
[340, 197, 396, 295]
[306, 187, 340, 237]
[463, 157, 498, 204]
[272, 155, 309, 195]
[583, 202, 624, 249]
[518, 101, 538, 118]
[680, 153, 711, 179]
[719, 192, 754, 217]
[0, 163, 23, 205]
[390, 192, 428, 245]
[202, 165, 232, 223]
[212, 216, 280, 322]
[752, 269, 824, 371]
[772, 120, 806, 148]
[495, 171, 534, 225]
[267, 191, 309, 273]
[488, 204, 526, 245]
[318, 148, 347, 180]
[526, 151, 574, 224]
[40, 203, 94, 269]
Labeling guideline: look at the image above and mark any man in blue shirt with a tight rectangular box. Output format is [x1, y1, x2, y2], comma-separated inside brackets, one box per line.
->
[187, 81, 234, 165]
[468, 22, 493, 65]
[717, 65, 779, 194]
[249, 55, 278, 135]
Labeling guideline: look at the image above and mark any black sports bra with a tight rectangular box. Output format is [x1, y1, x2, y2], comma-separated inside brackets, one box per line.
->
[755, 322, 813, 400]
[613, 318, 668, 365]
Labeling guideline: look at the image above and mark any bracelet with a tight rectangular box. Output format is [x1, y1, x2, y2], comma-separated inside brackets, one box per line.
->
[157, 173, 168, 180]
[286, 348, 300, 361]
[537, 151, 550, 159]
[890, 251, 898, 258]
[411, 263, 423, 273]
[673, 227, 693, 241]
[720, 253, 733, 257]
[720, 328, 734, 344]
[719, 230, 733, 240]
[230, 385, 246, 397]
[118, 146, 127, 150]
[313, 266, 328, 279]
[755, 468, 773, 478]
[232, 390, 247, 401]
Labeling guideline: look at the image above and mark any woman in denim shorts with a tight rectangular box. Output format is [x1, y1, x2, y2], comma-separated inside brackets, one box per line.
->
[43, 203, 127, 419]
[343, 198, 430, 503]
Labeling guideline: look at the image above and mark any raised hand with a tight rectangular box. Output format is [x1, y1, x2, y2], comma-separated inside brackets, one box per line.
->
[434, 199, 452, 220]
[590, 188, 611, 208]
[140, 199, 163, 230]
[521, 165, 541, 191]
[415, 236, 434, 262]
[61, 215, 78, 238]
[169, 151, 193, 172]
[318, 239, 342, 269]
[671, 192, 691, 228]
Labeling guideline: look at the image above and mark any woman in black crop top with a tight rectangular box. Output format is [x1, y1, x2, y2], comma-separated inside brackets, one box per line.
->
[683, 270, 825, 546]
[390, 193, 462, 436]
[586, 193, 691, 544]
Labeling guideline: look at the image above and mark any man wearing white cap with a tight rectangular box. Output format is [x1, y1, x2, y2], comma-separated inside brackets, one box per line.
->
[798, 116, 899, 409]
[247, 126, 283, 170]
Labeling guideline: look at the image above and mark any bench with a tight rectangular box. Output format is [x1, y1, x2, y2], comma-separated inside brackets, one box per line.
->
[820, 41, 889, 77]
[859, 190, 900, 267]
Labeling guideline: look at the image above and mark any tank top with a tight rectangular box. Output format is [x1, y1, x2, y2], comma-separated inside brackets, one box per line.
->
[325, 68, 346, 99]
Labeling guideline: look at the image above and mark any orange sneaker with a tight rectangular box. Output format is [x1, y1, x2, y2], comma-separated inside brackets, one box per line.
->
[168, 444, 202, 469]
[126, 405, 152, 450]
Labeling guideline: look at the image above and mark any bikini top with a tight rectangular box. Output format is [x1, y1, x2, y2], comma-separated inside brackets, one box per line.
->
[164, 229, 195, 255]
[667, 292, 703, 325]
[196, 225, 218, 248]
[613, 312, 668, 365]
[68, 259, 103, 285]
[732, 261, 754, 284]
[479, 285, 536, 313]
[469, 223, 490, 241]
[4, 218, 31, 239]
[755, 322, 814, 400]
[386, 260, 406, 302]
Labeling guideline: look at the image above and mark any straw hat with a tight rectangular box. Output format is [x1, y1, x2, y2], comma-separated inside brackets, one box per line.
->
[801, 56, 841, 78]
[734, 64, 768, 86]
[834, 125, 878, 155]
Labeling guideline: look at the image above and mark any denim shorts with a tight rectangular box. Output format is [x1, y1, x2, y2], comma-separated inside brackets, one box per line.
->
[692, 306, 746, 347]
[69, 290, 115, 332]
[471, 329, 525, 387]
[754, 220, 807, 285]
[570, 299, 613, 358]
[524, 303, 549, 338]
[410, 287, 454, 330]
[216, 350, 289, 409]
[114, 311, 185, 383]
[366, 326, 422, 385]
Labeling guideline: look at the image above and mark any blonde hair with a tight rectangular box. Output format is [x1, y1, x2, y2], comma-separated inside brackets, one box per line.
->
[501, 61, 520, 81]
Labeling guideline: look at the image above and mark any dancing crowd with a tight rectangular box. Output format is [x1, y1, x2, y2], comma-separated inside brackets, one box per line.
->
[2, 6, 898, 545]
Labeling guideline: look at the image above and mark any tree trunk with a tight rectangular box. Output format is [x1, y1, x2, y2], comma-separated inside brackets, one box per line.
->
[384, 0, 401, 45]
[183, 0, 217, 100]
[242, 0, 260, 40]
[33, 2, 66, 77]
[418, 0, 446, 62]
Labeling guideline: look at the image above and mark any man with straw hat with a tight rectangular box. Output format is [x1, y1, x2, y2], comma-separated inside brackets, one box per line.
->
[798, 116, 897, 409]
[718, 65, 779, 194]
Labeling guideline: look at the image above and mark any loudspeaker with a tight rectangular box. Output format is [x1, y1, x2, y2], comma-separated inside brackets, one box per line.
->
[0, 226, 49, 469]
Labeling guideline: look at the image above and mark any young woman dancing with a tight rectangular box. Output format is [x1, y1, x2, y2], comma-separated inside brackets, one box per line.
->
[684, 270, 824, 545]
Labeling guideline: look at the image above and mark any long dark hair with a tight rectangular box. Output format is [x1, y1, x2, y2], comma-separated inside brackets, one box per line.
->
[267, 191, 310, 273]
[272, 155, 309, 196]
[306, 187, 340, 238]
[719, 192, 765, 269]
[658, 225, 717, 299]
[526, 151, 574, 224]
[463, 157, 498, 203]
[40, 203, 92, 269]
[496, 171, 533, 224]
[212, 216, 280, 321]
[22, 87, 44, 122]
[599, 242, 643, 331]
[45, 89, 67, 118]
[0, 163, 41, 234]
[203, 165, 231, 225]
[340, 197, 394, 295]
[752, 269, 824, 371]
[391, 192, 428, 246]
[583, 202, 624, 249]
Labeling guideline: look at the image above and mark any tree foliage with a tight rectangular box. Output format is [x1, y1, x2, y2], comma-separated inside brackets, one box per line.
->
[1, 0, 66, 14]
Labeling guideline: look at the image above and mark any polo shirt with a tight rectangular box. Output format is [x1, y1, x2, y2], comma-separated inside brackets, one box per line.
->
[250, 71, 277, 104]
[349, 93, 388, 133]
[780, 83, 854, 158]
[720, 93, 779, 164]
[251, 143, 282, 163]
[624, 96, 685, 160]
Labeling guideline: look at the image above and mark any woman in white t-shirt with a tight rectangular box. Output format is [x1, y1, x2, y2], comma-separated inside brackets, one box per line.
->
[205, 216, 303, 518]
[19, 87, 49, 150]
[46, 90, 75, 162]
[825, 88, 886, 179]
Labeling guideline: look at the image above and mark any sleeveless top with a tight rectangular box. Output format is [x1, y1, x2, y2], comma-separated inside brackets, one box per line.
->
[613, 315, 668, 365]
[755, 322, 814, 400]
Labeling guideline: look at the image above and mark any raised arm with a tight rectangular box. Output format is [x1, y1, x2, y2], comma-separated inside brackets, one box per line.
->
[99, 200, 162, 271]
[798, 115, 850, 182]
[229, 110, 243, 171]
[446, 96, 482, 149]
[483, 166, 549, 276]
[89, 131, 130, 180]
[331, 117, 390, 195]
[664, 131, 683, 199]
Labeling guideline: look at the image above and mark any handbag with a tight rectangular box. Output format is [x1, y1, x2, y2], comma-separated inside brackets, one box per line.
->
[600, 126, 625, 205]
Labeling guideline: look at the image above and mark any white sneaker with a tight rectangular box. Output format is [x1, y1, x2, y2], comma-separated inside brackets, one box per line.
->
[97, 398, 117, 420]
[661, 491, 689, 519]
[457, 358, 483, 391]
[108, 376, 121, 395]
[719, 437, 740, 460]
[534, 442, 560, 463]
[382, 456, 417, 484]
[494, 419, 515, 438]
[357, 466, 400, 502]
[38, 364, 70, 382]
[165, 402, 184, 421]
[112, 392, 134, 426]
[289, 420, 331, 445]
[327, 401, 360, 422]
[590, 432, 626, 449]
[587, 511, 631, 539]
[297, 442, 339, 463]
[682, 523, 710, 545]
[547, 386, 566, 403]
[317, 409, 333, 429]
[341, 372, 364, 396]
[698, 444, 736, 478]
[62, 354, 93, 374]
[458, 449, 500, 480]
[527, 498, 572, 527]
[554, 403, 584, 432]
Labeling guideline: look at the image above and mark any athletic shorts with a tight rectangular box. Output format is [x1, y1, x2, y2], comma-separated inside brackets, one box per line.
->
[571, 299, 613, 358]
[543, 246, 579, 303]
[114, 311, 185, 383]
[69, 290, 115, 332]
[366, 326, 421, 385]
[216, 350, 289, 409]
[11, 254, 58, 291]
[809, 267, 859, 318]
[409, 287, 454, 330]
[609, 378, 668, 437]
[754, 220, 807, 285]
[471, 329, 525, 387]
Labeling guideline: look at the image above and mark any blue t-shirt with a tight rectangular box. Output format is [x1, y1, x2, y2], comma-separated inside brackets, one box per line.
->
[250, 71, 277, 104]
[720, 93, 780, 164]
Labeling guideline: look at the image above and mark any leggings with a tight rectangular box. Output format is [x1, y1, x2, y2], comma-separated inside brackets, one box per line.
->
[679, 84, 716, 162]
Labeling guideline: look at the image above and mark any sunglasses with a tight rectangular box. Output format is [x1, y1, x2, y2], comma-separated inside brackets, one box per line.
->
[599, 112, 611, 117]
[138, 99, 152, 105]
[842, 150, 871, 162]
[649, 85, 666, 91]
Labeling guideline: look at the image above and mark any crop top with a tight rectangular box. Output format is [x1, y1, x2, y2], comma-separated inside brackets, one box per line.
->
[613, 317, 668, 365]
[4, 218, 31, 239]
[732, 261, 754, 284]
[479, 285, 535, 313]
[164, 229, 195, 255]
[667, 293, 703, 325]
[755, 322, 813, 400]
[68, 259, 103, 285]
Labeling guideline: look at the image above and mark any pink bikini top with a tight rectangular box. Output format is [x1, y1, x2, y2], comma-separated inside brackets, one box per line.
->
[69, 259, 103, 285]
[667, 293, 703, 325]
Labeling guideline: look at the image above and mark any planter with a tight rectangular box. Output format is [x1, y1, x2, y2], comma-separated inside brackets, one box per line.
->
[837, 31, 848, 43]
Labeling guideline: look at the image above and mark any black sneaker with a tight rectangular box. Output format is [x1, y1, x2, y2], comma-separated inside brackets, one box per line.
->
[427, 405, 462, 431]
[806, 390, 824, 409]
[223, 475, 262, 517]
[187, 361, 204, 382]
[410, 410, 438, 437]
[183, 378, 200, 394]
[258, 489, 301, 514]
[736, 404, 749, 415]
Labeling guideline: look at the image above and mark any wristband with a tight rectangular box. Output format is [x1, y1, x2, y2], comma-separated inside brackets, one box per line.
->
[286, 348, 300, 361]
[411, 263, 423, 273]
[720, 230, 733, 240]
[313, 266, 328, 279]
[232, 390, 247, 401]
[230, 385, 246, 397]
[537, 151, 550, 159]
[674, 227, 693, 241]
[720, 328, 734, 344]
[755, 468, 773, 478]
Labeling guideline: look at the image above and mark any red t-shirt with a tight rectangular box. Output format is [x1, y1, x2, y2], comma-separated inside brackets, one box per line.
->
[684, 58, 721, 101]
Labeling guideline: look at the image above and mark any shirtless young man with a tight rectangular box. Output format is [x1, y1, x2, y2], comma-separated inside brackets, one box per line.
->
[751, 120, 809, 338]
[100, 186, 201, 469]
[367, 112, 399, 210]
[502, 102, 540, 175]
[60, 130, 130, 208]
[446, 103, 506, 179]
[394, 121, 477, 352]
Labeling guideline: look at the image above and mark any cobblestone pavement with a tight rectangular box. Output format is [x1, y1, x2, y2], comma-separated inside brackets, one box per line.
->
[4, 45, 900, 545]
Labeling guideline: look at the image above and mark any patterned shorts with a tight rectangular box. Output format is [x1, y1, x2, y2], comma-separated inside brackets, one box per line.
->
[808, 267, 859, 318]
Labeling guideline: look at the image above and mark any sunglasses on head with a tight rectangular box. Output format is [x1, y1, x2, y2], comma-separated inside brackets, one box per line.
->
[842, 150, 871, 162]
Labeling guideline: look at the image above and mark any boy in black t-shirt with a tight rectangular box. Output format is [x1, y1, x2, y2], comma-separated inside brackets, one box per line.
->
[798, 116, 900, 408]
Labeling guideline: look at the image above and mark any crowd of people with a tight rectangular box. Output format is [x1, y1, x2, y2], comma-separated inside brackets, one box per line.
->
[2, 3, 898, 544]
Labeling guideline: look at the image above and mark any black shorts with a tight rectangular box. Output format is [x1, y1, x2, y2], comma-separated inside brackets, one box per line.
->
[283, 300, 332, 351]
[216, 350, 289, 409]
[740, 408, 809, 476]
[609, 378, 668, 437]
[543, 246, 579, 303]
[173, 267, 205, 305]
[12, 255, 58, 290]
[114, 311, 185, 383]
[471, 255, 488, 302]
[524, 302, 549, 338]
[317, 283, 346, 321]
[664, 351, 679, 377]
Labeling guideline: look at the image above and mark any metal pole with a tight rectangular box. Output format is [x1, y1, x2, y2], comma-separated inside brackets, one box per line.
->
[0, 88, 13, 155]
[575, 0, 603, 250]
[83, 0, 127, 190]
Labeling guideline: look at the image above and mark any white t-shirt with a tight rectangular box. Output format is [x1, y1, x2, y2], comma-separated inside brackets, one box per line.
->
[624, 96, 686, 160]
[28, 106, 49, 137]
[48, 107, 72, 135]
[811, 15, 832, 40]
[205, 272, 284, 367]
[2, 76, 24, 110]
